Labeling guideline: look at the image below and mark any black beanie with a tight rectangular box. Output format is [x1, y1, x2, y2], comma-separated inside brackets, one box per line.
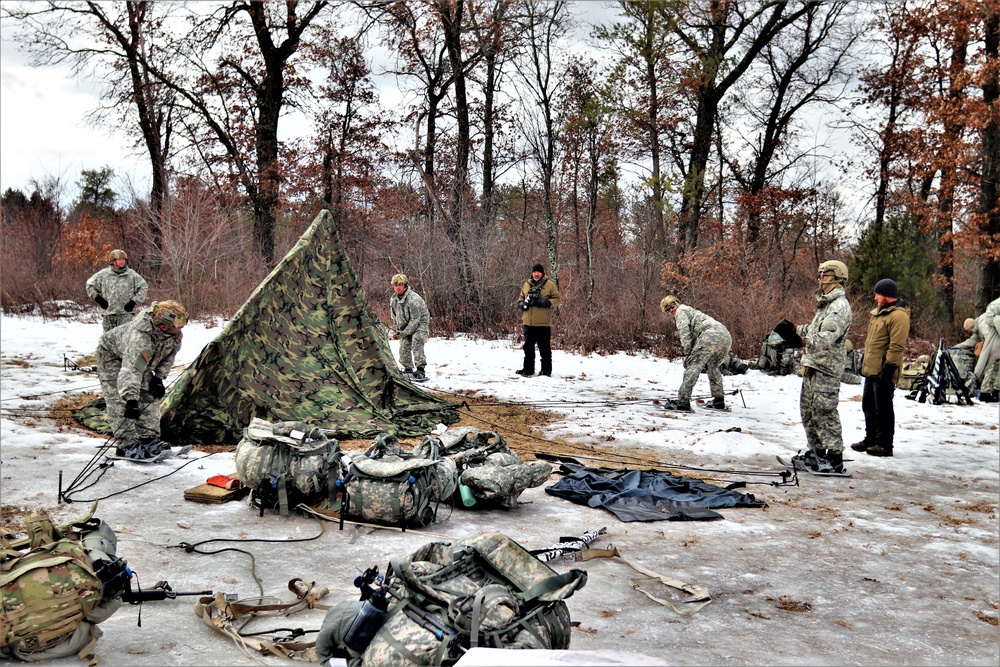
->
[532, 263, 544, 274]
[874, 278, 898, 298]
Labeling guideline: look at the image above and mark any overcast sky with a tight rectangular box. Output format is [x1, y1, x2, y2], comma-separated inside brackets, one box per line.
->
[0, 2, 623, 207]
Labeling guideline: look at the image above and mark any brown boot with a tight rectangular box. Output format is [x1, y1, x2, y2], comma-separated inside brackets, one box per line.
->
[866, 445, 893, 457]
[850, 441, 871, 452]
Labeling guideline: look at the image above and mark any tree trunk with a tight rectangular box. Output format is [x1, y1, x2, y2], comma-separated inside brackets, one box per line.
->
[978, 6, 1000, 309]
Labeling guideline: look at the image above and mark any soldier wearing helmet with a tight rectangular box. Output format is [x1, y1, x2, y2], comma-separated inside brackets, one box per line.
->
[658, 296, 733, 412]
[96, 299, 188, 460]
[389, 273, 431, 382]
[85, 249, 149, 332]
[784, 259, 854, 475]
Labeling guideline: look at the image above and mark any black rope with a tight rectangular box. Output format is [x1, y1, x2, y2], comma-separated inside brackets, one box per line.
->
[443, 394, 794, 487]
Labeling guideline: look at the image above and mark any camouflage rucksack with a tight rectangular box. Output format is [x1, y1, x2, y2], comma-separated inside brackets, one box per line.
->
[439, 428, 552, 509]
[236, 418, 343, 515]
[316, 533, 587, 666]
[1, 512, 123, 662]
[754, 332, 799, 376]
[343, 434, 457, 528]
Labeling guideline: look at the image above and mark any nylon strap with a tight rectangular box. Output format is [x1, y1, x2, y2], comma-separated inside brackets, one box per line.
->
[573, 545, 712, 616]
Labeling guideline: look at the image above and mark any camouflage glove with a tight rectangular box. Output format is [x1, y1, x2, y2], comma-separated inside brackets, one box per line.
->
[149, 376, 165, 399]
[124, 300, 136, 312]
[879, 363, 897, 384]
[124, 400, 141, 420]
[95, 295, 109, 309]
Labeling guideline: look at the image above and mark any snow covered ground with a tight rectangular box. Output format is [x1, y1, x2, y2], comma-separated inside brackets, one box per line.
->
[1, 311, 998, 666]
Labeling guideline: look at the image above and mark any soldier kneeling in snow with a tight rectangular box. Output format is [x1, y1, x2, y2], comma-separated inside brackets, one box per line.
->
[97, 300, 187, 460]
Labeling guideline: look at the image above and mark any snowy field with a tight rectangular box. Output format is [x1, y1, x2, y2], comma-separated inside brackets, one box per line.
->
[1, 311, 998, 666]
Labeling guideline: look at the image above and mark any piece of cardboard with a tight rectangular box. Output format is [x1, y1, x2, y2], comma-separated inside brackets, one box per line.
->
[184, 474, 246, 504]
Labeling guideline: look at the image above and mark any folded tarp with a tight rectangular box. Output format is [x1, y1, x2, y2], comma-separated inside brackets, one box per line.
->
[545, 464, 766, 522]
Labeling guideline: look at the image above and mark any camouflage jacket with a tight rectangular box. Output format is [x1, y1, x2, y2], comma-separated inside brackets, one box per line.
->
[861, 299, 910, 379]
[390, 287, 430, 337]
[797, 286, 853, 378]
[673, 304, 727, 356]
[519, 276, 560, 327]
[85, 266, 148, 315]
[954, 297, 1000, 378]
[97, 309, 182, 401]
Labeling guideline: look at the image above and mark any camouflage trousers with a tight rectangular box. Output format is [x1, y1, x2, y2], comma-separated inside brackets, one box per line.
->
[97, 358, 162, 445]
[981, 358, 1000, 393]
[102, 312, 135, 332]
[679, 328, 732, 402]
[799, 369, 843, 454]
[398, 331, 428, 371]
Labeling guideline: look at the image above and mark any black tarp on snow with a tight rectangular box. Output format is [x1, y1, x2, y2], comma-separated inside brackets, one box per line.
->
[545, 464, 766, 522]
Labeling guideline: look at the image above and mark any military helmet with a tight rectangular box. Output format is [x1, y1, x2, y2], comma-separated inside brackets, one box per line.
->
[660, 295, 680, 312]
[109, 249, 128, 262]
[818, 260, 848, 282]
[150, 300, 188, 328]
[391, 273, 408, 286]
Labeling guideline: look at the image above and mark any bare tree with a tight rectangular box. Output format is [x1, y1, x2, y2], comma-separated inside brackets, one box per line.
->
[515, 0, 573, 281]
[142, 1, 331, 264]
[671, 0, 821, 251]
[4, 1, 176, 260]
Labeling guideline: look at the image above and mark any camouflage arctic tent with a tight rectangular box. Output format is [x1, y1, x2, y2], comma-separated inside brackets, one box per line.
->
[157, 209, 458, 444]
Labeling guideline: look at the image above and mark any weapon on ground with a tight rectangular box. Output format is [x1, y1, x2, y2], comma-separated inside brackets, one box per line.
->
[121, 579, 213, 604]
[529, 527, 608, 563]
[913, 339, 974, 405]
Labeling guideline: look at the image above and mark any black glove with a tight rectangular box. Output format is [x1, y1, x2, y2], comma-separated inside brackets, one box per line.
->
[149, 376, 165, 398]
[879, 363, 897, 384]
[773, 319, 803, 348]
[95, 295, 109, 310]
[124, 399, 141, 420]
[536, 298, 551, 308]
[124, 300, 135, 312]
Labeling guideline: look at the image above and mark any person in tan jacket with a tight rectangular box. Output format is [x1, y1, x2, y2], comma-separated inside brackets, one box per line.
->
[516, 263, 560, 377]
[852, 279, 910, 457]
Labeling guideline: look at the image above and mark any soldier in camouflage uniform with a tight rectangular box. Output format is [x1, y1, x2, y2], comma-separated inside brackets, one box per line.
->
[791, 260, 853, 474]
[97, 300, 187, 459]
[954, 298, 1000, 401]
[389, 274, 431, 381]
[85, 249, 149, 331]
[660, 296, 733, 411]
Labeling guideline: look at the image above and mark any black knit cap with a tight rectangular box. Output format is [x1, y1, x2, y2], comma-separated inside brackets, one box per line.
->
[874, 278, 898, 298]
[532, 263, 544, 274]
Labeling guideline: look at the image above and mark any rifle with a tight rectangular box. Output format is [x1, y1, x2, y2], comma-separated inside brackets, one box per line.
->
[121, 579, 213, 604]
[530, 527, 608, 563]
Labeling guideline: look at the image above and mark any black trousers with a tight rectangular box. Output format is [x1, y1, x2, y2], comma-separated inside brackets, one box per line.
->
[522, 325, 552, 374]
[862, 376, 896, 449]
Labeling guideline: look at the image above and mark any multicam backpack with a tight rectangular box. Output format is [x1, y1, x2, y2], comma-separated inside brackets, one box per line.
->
[1, 512, 123, 662]
[316, 533, 587, 666]
[343, 434, 457, 528]
[236, 418, 343, 515]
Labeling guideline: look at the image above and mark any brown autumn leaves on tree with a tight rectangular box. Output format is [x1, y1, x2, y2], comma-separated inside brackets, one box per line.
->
[2, 0, 998, 355]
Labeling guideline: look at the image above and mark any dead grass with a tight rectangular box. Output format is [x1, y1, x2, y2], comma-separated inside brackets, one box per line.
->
[768, 595, 812, 612]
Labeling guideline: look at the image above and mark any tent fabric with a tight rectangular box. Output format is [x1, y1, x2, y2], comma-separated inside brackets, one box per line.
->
[156, 209, 459, 444]
[545, 464, 766, 522]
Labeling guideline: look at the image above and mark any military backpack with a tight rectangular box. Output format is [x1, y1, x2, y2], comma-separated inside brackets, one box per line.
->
[1, 512, 124, 663]
[343, 434, 456, 528]
[236, 418, 343, 515]
[317, 533, 588, 666]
